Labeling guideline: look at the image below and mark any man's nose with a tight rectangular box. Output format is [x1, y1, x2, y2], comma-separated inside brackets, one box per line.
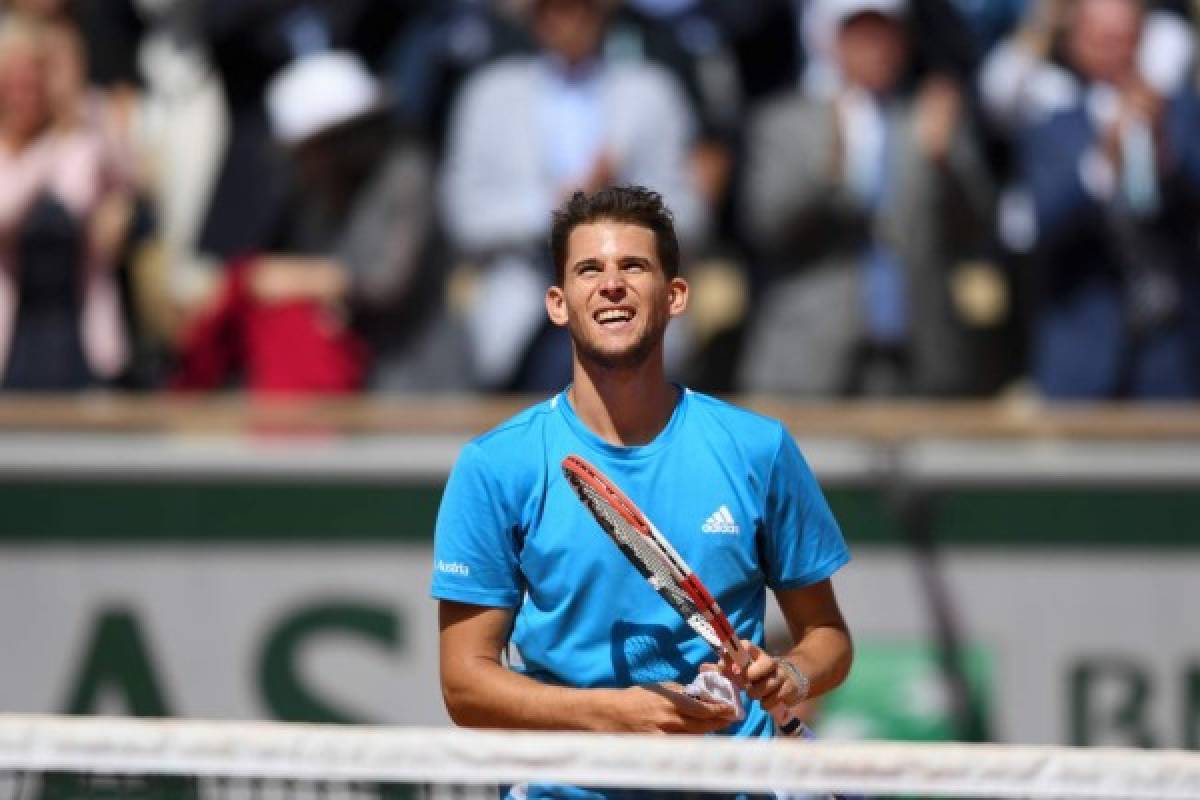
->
[599, 268, 626, 294]
[600, 272, 628, 293]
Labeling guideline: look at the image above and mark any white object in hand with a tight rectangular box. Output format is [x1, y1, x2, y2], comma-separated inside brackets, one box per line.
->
[684, 672, 745, 720]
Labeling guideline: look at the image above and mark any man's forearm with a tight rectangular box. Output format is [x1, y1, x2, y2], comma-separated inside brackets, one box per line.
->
[780, 625, 853, 700]
[772, 580, 853, 701]
[442, 658, 621, 731]
[443, 661, 739, 735]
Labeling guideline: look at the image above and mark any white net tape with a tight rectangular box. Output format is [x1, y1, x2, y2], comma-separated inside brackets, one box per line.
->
[1, 715, 1198, 799]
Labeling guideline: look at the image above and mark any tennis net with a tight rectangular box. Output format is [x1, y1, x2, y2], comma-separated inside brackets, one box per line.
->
[1, 714, 1198, 799]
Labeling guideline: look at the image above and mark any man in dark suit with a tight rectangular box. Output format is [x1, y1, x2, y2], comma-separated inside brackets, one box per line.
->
[738, 0, 994, 396]
[1019, 0, 1200, 398]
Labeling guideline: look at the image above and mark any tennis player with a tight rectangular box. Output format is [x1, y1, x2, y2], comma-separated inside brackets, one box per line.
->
[432, 186, 853, 748]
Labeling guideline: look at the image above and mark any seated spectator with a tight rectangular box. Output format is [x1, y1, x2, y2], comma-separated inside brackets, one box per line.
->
[0, 17, 129, 390]
[172, 50, 468, 394]
[738, 0, 994, 396]
[1018, 0, 1200, 398]
[439, 0, 707, 391]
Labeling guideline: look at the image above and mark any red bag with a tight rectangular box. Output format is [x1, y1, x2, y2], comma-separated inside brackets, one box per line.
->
[171, 257, 367, 394]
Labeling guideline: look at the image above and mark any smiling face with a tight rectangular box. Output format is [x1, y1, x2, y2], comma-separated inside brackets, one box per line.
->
[545, 220, 688, 372]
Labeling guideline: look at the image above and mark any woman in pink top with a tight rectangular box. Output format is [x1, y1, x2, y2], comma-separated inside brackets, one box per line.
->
[0, 17, 127, 389]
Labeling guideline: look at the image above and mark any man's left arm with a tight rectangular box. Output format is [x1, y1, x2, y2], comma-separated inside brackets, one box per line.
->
[727, 427, 853, 713]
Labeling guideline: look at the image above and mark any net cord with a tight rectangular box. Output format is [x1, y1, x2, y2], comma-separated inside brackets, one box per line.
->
[1, 715, 1198, 799]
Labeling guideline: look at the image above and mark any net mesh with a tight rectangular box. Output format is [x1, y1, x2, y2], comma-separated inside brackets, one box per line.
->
[2, 715, 1199, 800]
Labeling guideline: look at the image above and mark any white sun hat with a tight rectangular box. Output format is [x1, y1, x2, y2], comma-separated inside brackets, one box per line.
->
[266, 50, 385, 146]
[822, 0, 907, 28]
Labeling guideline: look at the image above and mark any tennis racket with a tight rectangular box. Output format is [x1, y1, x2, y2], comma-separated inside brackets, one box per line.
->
[561, 453, 811, 737]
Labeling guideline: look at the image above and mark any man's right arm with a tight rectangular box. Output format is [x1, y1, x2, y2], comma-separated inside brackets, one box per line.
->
[438, 600, 738, 734]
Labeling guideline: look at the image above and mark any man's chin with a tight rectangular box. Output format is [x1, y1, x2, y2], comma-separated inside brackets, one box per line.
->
[573, 337, 656, 372]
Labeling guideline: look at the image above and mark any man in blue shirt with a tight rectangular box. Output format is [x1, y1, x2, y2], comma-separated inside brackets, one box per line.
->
[432, 186, 852, 739]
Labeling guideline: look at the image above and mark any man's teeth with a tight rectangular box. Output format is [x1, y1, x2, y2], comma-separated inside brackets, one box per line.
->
[596, 309, 633, 323]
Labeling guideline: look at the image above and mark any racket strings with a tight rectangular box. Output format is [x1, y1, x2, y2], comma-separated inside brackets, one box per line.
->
[568, 474, 724, 650]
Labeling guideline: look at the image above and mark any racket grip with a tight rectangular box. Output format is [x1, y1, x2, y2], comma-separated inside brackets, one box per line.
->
[727, 648, 815, 737]
[771, 705, 816, 738]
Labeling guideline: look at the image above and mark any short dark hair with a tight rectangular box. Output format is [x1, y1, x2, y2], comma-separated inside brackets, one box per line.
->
[549, 185, 680, 286]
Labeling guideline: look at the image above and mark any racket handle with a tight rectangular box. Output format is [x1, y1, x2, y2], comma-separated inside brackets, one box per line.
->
[772, 713, 860, 800]
[726, 647, 815, 737]
[771, 705, 816, 738]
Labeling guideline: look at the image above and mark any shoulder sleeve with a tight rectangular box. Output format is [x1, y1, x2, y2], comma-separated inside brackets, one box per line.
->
[430, 441, 524, 608]
[761, 424, 850, 589]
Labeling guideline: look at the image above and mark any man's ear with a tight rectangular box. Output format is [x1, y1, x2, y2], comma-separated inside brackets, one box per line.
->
[667, 276, 689, 318]
[546, 285, 568, 327]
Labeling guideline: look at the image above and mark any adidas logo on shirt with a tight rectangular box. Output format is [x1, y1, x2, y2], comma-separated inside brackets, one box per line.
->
[701, 505, 740, 535]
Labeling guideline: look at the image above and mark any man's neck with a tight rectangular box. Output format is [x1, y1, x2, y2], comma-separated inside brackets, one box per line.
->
[542, 52, 601, 84]
[568, 357, 678, 447]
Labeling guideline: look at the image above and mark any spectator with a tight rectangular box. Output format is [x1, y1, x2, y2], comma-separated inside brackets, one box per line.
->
[439, 0, 707, 391]
[738, 0, 994, 396]
[194, 1, 420, 266]
[1018, 0, 1200, 398]
[0, 17, 130, 390]
[979, 0, 1195, 135]
[172, 51, 466, 394]
[2, 0, 144, 181]
[604, 1, 738, 211]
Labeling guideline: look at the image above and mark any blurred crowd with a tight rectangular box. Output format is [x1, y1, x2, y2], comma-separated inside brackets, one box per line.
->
[0, 0, 1198, 399]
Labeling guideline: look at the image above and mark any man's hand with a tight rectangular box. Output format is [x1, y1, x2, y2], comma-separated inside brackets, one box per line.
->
[1119, 76, 1165, 129]
[88, 189, 134, 270]
[830, 92, 849, 182]
[1098, 76, 1167, 169]
[915, 75, 963, 165]
[712, 641, 808, 714]
[599, 683, 739, 734]
[581, 152, 616, 194]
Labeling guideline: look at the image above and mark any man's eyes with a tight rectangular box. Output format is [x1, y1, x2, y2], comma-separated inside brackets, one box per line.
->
[575, 261, 649, 275]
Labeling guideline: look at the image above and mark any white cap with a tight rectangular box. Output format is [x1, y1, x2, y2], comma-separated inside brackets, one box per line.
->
[822, 0, 906, 30]
[266, 50, 384, 146]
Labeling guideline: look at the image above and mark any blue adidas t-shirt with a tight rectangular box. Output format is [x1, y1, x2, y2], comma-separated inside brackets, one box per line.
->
[431, 386, 849, 740]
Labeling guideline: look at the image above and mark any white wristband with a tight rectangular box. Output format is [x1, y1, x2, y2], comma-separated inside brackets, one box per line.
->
[777, 658, 811, 701]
